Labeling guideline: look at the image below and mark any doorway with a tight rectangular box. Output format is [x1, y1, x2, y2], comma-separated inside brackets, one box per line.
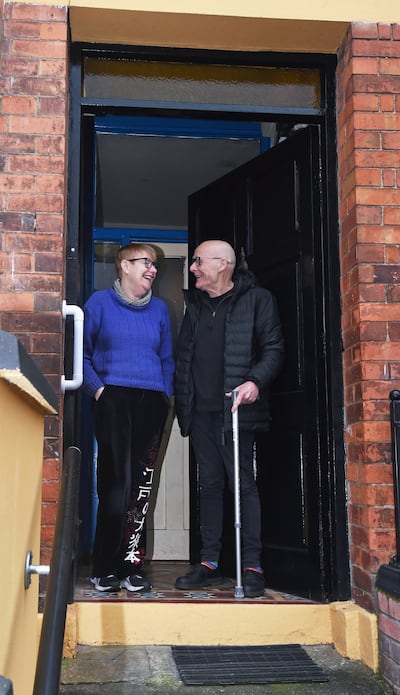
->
[66, 46, 348, 601]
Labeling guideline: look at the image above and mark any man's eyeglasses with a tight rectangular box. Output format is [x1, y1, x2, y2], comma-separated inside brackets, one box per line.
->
[191, 256, 234, 267]
[126, 257, 159, 270]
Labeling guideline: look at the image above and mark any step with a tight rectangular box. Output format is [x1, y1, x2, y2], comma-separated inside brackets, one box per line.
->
[63, 598, 378, 672]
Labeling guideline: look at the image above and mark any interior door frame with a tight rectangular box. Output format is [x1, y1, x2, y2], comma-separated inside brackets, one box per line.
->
[65, 43, 349, 599]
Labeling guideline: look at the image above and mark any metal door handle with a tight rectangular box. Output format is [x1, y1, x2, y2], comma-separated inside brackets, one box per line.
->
[61, 300, 84, 392]
[24, 550, 50, 589]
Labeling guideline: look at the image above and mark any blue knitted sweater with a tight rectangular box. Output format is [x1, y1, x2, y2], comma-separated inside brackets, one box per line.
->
[83, 287, 174, 398]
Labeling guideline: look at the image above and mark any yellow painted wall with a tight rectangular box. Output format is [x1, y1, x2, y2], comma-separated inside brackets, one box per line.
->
[8, 0, 400, 23]
[0, 378, 48, 695]
[6, 0, 400, 52]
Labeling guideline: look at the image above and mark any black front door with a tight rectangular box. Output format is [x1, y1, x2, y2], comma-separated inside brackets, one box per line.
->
[188, 125, 347, 601]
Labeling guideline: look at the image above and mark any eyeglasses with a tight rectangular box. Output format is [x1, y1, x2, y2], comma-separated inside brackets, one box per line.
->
[191, 256, 233, 267]
[125, 257, 159, 270]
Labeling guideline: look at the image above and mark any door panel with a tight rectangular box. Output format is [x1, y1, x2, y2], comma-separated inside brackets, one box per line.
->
[147, 243, 189, 560]
[188, 126, 332, 600]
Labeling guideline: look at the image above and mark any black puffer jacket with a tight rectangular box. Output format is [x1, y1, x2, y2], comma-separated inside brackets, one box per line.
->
[174, 270, 284, 436]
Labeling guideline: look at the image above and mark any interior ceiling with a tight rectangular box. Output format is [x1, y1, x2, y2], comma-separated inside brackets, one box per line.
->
[96, 129, 277, 229]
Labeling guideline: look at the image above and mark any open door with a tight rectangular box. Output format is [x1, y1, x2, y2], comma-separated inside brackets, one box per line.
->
[188, 125, 343, 601]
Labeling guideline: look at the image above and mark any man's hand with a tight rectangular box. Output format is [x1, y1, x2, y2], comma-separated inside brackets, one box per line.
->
[226, 381, 259, 413]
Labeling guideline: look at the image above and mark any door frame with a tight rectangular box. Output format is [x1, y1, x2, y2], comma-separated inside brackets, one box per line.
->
[65, 43, 349, 600]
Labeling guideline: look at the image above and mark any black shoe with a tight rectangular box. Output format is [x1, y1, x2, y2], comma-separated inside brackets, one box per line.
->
[175, 563, 222, 590]
[120, 572, 151, 592]
[243, 569, 265, 598]
[90, 575, 121, 592]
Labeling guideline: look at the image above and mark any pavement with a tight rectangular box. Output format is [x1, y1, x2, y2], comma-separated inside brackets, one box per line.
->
[60, 643, 394, 695]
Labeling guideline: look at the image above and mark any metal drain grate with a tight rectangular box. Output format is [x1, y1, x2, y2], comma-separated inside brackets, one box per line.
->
[172, 644, 328, 685]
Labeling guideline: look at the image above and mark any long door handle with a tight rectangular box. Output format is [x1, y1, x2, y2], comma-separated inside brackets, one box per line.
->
[61, 301, 84, 392]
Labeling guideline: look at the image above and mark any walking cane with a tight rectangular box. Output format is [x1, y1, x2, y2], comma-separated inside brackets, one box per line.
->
[232, 390, 244, 599]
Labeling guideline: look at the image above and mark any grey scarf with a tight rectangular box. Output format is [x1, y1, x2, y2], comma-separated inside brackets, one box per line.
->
[113, 278, 152, 307]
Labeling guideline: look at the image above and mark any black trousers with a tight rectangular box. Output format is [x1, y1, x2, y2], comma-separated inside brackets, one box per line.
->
[92, 385, 169, 578]
[190, 410, 261, 568]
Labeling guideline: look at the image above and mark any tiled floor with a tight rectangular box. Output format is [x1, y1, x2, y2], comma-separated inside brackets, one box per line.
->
[74, 561, 315, 604]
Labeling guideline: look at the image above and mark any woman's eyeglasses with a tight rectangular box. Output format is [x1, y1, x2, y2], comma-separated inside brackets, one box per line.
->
[126, 257, 159, 270]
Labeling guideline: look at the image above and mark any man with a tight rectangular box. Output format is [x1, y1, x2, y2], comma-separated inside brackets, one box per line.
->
[174, 239, 284, 598]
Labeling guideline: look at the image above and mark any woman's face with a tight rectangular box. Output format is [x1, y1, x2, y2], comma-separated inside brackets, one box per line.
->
[122, 253, 158, 298]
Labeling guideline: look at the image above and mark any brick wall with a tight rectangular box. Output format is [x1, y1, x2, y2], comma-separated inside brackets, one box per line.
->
[337, 21, 400, 613]
[378, 591, 400, 694]
[0, 2, 68, 564]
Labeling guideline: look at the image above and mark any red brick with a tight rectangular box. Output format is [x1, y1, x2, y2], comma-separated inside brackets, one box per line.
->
[389, 324, 400, 340]
[351, 23, 379, 39]
[9, 154, 64, 174]
[378, 24, 393, 40]
[11, 76, 66, 97]
[351, 57, 379, 75]
[386, 246, 400, 263]
[352, 93, 380, 111]
[12, 39, 67, 60]
[355, 206, 382, 225]
[38, 97, 67, 116]
[381, 94, 395, 112]
[10, 5, 67, 23]
[0, 173, 35, 192]
[7, 193, 64, 213]
[0, 133, 36, 153]
[40, 23, 68, 42]
[378, 591, 390, 613]
[350, 483, 394, 507]
[382, 170, 396, 187]
[4, 20, 41, 40]
[42, 457, 60, 480]
[37, 136, 65, 155]
[0, 292, 33, 310]
[9, 115, 65, 135]
[40, 502, 57, 526]
[359, 282, 386, 300]
[383, 206, 400, 225]
[379, 613, 400, 641]
[354, 168, 381, 187]
[1, 95, 36, 114]
[37, 174, 64, 193]
[388, 598, 400, 623]
[42, 480, 60, 502]
[354, 131, 381, 149]
[34, 252, 63, 273]
[379, 58, 400, 76]
[383, 132, 400, 149]
[355, 150, 399, 168]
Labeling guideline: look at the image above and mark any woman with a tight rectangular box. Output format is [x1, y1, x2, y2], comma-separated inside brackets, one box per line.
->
[83, 242, 174, 592]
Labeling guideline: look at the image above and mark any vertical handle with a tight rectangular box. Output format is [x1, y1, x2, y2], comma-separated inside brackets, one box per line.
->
[61, 301, 84, 392]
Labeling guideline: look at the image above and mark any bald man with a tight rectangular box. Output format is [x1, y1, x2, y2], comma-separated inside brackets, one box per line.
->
[174, 240, 284, 597]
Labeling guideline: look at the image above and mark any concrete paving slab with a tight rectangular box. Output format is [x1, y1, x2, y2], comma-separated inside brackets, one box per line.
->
[59, 643, 394, 695]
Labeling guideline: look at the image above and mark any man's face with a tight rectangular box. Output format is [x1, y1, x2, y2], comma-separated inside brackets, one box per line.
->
[189, 244, 221, 294]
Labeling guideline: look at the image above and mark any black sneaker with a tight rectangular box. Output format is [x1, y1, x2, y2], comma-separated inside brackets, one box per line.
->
[90, 575, 121, 592]
[243, 569, 265, 598]
[120, 572, 151, 592]
[175, 563, 222, 590]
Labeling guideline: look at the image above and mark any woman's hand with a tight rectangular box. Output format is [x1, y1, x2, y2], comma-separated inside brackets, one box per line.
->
[94, 386, 105, 401]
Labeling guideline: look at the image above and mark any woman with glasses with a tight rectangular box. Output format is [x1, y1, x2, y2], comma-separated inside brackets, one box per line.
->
[83, 242, 174, 593]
